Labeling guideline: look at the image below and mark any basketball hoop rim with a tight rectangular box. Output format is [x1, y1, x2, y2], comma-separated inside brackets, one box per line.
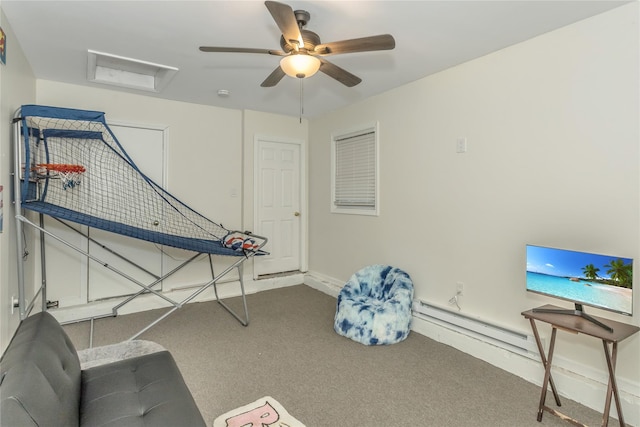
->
[35, 163, 86, 173]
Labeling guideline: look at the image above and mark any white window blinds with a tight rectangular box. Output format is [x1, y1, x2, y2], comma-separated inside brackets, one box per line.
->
[332, 125, 378, 215]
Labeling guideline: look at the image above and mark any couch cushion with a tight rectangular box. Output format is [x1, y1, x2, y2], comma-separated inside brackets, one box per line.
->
[1, 312, 82, 427]
[80, 351, 206, 427]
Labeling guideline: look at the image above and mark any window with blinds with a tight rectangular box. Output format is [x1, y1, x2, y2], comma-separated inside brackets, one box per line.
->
[331, 123, 379, 215]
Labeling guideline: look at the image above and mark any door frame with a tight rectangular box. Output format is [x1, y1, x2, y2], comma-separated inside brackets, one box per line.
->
[253, 135, 307, 279]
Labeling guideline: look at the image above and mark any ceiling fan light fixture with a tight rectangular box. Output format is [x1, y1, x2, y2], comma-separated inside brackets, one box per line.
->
[280, 54, 320, 79]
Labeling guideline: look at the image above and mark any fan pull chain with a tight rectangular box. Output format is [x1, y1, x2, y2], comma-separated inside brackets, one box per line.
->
[299, 78, 303, 124]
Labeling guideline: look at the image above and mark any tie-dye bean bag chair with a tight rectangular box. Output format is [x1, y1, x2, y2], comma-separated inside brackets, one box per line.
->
[334, 265, 414, 345]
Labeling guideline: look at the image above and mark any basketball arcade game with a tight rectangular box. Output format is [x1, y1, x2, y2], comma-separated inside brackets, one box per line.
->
[12, 105, 267, 340]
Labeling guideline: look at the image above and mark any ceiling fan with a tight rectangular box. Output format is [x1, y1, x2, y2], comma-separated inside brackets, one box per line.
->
[199, 1, 395, 88]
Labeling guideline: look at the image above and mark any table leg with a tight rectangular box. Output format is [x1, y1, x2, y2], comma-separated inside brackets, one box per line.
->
[601, 340, 624, 427]
[529, 319, 562, 421]
[536, 326, 559, 421]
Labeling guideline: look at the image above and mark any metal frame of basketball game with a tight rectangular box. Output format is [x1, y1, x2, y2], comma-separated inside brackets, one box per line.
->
[12, 107, 267, 342]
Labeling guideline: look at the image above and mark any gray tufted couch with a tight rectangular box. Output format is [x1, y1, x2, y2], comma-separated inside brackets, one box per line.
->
[0, 311, 206, 427]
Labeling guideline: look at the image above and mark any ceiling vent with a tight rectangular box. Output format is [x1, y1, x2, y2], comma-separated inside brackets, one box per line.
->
[87, 50, 178, 93]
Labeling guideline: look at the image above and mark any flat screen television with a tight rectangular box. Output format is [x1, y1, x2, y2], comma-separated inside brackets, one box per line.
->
[526, 244, 633, 332]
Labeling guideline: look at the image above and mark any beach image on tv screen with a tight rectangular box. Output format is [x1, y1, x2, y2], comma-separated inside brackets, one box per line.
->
[526, 245, 633, 315]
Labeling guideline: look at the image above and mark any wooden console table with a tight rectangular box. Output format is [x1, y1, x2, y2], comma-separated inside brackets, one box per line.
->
[522, 305, 639, 427]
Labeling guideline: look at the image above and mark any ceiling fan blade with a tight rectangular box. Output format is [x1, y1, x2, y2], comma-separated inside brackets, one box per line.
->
[318, 58, 361, 87]
[265, 1, 303, 48]
[261, 66, 286, 87]
[199, 46, 287, 56]
[314, 34, 396, 56]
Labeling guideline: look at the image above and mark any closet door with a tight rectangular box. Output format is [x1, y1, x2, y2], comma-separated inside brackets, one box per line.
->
[87, 124, 166, 301]
[39, 217, 89, 307]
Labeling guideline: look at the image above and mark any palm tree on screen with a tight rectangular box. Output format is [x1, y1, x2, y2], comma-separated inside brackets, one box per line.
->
[582, 264, 600, 280]
[604, 258, 632, 288]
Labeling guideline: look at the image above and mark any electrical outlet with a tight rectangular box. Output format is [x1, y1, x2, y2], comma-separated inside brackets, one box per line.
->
[456, 282, 464, 294]
[11, 296, 19, 314]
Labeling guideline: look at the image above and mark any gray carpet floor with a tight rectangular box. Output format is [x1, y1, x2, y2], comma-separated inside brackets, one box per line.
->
[63, 284, 607, 426]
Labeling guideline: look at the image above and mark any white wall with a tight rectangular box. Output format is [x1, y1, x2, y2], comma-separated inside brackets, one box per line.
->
[0, 6, 36, 353]
[308, 3, 639, 422]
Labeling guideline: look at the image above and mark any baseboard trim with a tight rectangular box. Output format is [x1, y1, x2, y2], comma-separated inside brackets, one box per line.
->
[303, 270, 342, 297]
[303, 270, 639, 427]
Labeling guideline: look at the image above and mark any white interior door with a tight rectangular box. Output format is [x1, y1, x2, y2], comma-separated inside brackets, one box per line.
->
[254, 139, 302, 277]
[87, 124, 166, 301]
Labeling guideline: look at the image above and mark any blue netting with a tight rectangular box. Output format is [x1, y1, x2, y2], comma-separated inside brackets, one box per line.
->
[18, 104, 249, 256]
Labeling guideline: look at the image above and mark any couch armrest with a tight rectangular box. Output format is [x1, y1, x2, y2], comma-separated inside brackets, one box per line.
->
[1, 312, 82, 427]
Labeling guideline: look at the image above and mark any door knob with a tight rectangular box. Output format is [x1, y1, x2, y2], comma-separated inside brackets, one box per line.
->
[294, 211, 300, 217]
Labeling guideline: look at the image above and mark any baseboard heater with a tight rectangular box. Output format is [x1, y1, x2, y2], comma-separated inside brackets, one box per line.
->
[412, 300, 540, 355]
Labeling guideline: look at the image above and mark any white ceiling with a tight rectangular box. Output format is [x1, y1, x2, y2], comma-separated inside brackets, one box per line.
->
[2, 1, 629, 118]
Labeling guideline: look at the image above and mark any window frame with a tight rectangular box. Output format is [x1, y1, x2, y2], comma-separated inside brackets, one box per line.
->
[330, 122, 379, 216]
